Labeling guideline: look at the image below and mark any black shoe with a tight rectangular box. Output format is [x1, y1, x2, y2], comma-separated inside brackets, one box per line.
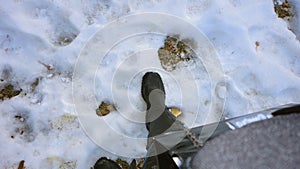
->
[94, 157, 121, 169]
[141, 72, 165, 109]
[142, 72, 176, 134]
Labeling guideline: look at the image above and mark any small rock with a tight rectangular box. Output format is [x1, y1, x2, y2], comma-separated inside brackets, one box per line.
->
[169, 107, 182, 118]
[158, 35, 196, 71]
[96, 101, 115, 116]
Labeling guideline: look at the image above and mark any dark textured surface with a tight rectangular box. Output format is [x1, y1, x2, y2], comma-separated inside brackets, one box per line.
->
[192, 114, 300, 169]
[141, 72, 165, 109]
[94, 157, 121, 169]
[142, 72, 179, 168]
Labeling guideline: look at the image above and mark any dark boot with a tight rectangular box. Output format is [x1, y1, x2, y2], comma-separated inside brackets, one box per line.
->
[141, 72, 166, 110]
[93, 157, 121, 169]
[141, 72, 176, 135]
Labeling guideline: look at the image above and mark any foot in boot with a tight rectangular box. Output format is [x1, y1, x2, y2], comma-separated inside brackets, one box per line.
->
[141, 72, 165, 109]
[94, 157, 121, 169]
[142, 72, 176, 134]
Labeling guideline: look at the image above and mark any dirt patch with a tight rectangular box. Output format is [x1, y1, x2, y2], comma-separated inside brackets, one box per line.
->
[158, 35, 196, 71]
[116, 158, 129, 169]
[40, 156, 77, 169]
[54, 33, 78, 46]
[94, 158, 144, 169]
[51, 114, 77, 130]
[0, 84, 22, 101]
[96, 101, 116, 116]
[274, 0, 294, 19]
[273, 0, 300, 41]
[10, 111, 37, 142]
[136, 159, 144, 169]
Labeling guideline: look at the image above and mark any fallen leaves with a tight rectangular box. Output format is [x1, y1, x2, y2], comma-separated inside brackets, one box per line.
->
[96, 101, 116, 116]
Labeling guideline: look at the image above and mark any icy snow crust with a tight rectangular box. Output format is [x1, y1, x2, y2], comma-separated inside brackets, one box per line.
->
[0, 0, 300, 168]
[74, 13, 226, 158]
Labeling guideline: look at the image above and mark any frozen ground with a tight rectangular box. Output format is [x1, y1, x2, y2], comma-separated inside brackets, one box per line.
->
[0, 0, 300, 168]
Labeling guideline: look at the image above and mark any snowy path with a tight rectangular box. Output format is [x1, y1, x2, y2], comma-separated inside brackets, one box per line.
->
[0, 0, 300, 168]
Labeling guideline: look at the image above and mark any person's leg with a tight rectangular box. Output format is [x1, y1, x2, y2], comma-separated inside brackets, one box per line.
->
[141, 72, 177, 136]
[94, 72, 179, 169]
[141, 72, 179, 169]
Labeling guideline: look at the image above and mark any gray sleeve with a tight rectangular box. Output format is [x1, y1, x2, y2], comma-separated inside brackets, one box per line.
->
[192, 114, 300, 169]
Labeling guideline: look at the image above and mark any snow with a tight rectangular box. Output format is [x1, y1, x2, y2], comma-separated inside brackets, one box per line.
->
[0, 0, 300, 168]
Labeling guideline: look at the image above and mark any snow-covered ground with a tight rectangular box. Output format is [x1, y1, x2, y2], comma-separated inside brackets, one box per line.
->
[0, 0, 300, 168]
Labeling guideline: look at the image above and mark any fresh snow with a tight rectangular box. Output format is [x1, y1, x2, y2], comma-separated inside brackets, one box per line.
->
[0, 0, 300, 168]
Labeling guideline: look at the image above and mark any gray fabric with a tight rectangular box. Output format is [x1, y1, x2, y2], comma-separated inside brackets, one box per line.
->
[192, 114, 300, 169]
[146, 89, 167, 125]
